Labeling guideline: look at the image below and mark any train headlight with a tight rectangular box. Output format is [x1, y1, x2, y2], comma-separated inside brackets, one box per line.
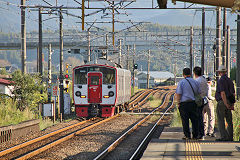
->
[75, 91, 81, 97]
[108, 91, 114, 97]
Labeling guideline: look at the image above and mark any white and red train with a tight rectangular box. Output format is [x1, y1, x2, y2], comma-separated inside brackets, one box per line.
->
[73, 59, 131, 118]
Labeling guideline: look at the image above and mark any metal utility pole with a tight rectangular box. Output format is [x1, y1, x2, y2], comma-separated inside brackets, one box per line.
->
[118, 39, 122, 66]
[112, 2, 115, 46]
[236, 15, 240, 98]
[222, 8, 227, 66]
[106, 34, 108, 60]
[216, 7, 221, 80]
[174, 61, 177, 85]
[190, 27, 193, 73]
[48, 44, 52, 102]
[127, 45, 130, 70]
[21, 0, 26, 73]
[37, 47, 39, 72]
[226, 25, 230, 77]
[133, 44, 136, 93]
[59, 10, 64, 119]
[147, 50, 150, 89]
[201, 8, 205, 75]
[39, 8, 43, 77]
[82, 0, 85, 30]
[88, 31, 91, 62]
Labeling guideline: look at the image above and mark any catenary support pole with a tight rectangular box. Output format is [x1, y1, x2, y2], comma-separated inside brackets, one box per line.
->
[133, 44, 136, 93]
[39, 8, 43, 77]
[82, 0, 84, 30]
[118, 39, 122, 66]
[226, 25, 230, 77]
[88, 31, 91, 62]
[190, 27, 193, 73]
[48, 44, 52, 102]
[127, 45, 129, 70]
[201, 7, 205, 75]
[106, 34, 108, 60]
[112, 2, 115, 46]
[21, 0, 26, 73]
[216, 7, 221, 80]
[147, 50, 150, 89]
[59, 10, 64, 119]
[222, 8, 227, 66]
[236, 15, 240, 99]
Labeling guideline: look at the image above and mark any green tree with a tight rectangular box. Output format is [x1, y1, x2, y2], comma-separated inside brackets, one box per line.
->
[0, 68, 8, 75]
[11, 70, 47, 111]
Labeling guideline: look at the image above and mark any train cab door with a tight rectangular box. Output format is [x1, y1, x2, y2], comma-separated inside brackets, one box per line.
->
[88, 72, 102, 103]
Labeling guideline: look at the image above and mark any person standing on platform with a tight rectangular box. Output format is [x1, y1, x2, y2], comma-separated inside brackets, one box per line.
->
[176, 68, 200, 139]
[203, 77, 216, 137]
[193, 66, 208, 140]
[215, 65, 235, 141]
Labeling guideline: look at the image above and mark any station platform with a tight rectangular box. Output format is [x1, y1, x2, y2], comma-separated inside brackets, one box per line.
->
[142, 127, 240, 160]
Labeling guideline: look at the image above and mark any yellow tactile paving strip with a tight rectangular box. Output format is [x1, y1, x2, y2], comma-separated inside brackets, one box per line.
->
[185, 139, 203, 160]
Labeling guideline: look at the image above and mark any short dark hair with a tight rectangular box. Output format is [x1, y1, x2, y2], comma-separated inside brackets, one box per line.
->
[193, 66, 202, 76]
[183, 68, 191, 76]
[206, 77, 212, 81]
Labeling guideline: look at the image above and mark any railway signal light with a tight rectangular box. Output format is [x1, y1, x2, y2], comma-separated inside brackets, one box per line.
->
[65, 74, 69, 79]
[64, 74, 70, 93]
[134, 64, 138, 70]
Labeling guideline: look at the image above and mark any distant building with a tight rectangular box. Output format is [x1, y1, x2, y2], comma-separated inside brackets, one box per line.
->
[137, 72, 155, 89]
[137, 71, 175, 88]
[141, 71, 174, 82]
[0, 79, 14, 96]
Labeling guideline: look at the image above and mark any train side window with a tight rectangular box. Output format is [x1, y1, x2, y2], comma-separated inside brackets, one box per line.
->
[74, 69, 87, 84]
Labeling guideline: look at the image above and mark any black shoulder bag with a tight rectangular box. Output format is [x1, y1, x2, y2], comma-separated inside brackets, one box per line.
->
[185, 78, 203, 107]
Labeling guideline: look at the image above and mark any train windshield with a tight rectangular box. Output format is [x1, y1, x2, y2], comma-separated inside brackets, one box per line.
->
[101, 68, 115, 84]
[74, 66, 115, 84]
[74, 68, 87, 84]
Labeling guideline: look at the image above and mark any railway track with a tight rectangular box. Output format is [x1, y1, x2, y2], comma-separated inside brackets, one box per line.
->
[0, 88, 174, 160]
[93, 90, 175, 160]
[0, 116, 118, 160]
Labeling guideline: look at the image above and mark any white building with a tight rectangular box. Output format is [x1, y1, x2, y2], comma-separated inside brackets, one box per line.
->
[0, 79, 14, 96]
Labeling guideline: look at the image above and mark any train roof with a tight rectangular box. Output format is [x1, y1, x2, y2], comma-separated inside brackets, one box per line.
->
[85, 59, 120, 68]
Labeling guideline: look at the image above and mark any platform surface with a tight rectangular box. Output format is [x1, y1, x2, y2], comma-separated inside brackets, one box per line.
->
[141, 127, 240, 160]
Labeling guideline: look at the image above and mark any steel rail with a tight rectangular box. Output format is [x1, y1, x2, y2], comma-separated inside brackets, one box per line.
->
[129, 93, 176, 160]
[128, 89, 153, 107]
[0, 119, 90, 157]
[129, 89, 149, 105]
[129, 89, 160, 111]
[10, 115, 118, 160]
[130, 90, 145, 101]
[93, 90, 174, 160]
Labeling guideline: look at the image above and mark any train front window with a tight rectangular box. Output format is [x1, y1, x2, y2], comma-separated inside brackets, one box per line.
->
[91, 76, 99, 85]
[74, 68, 87, 84]
[102, 68, 115, 84]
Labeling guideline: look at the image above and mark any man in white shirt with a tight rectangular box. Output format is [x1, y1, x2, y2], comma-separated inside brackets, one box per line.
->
[193, 67, 208, 140]
[203, 77, 215, 137]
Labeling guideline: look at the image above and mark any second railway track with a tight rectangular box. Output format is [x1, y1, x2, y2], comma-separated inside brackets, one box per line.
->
[94, 90, 176, 160]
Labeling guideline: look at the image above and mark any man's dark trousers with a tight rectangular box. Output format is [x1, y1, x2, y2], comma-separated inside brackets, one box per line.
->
[198, 105, 205, 137]
[179, 101, 199, 138]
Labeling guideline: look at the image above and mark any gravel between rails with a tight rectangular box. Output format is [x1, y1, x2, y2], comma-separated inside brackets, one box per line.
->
[0, 119, 81, 152]
[1, 119, 103, 160]
[30, 114, 145, 160]
[104, 116, 172, 160]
